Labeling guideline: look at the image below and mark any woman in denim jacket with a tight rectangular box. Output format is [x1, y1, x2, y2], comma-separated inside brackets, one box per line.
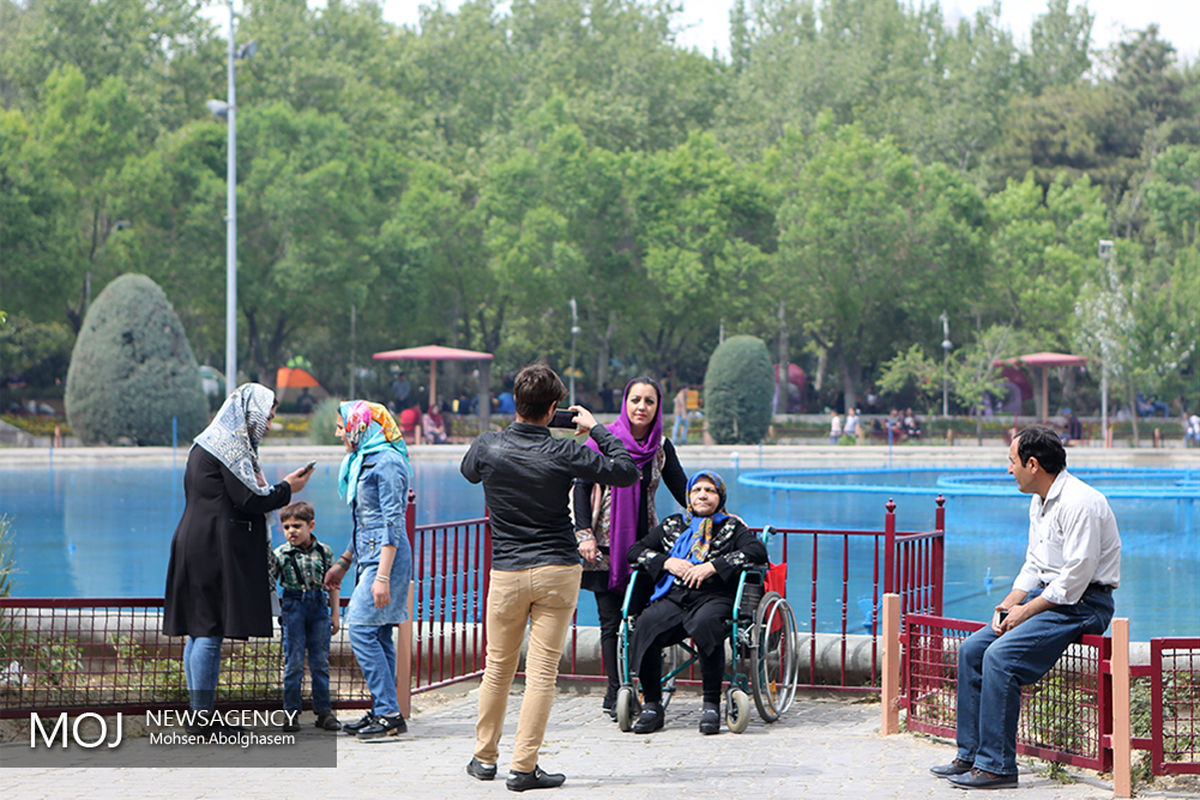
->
[324, 401, 412, 739]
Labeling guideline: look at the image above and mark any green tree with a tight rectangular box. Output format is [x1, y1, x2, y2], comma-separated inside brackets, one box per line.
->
[984, 172, 1108, 344]
[1019, 0, 1093, 95]
[776, 123, 987, 410]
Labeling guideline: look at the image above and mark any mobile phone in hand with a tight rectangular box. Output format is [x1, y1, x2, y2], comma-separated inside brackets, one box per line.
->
[303, 460, 317, 474]
[997, 609, 1009, 624]
[548, 409, 577, 429]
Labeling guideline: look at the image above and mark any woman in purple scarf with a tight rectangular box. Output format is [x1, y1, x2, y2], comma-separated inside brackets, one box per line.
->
[573, 377, 687, 719]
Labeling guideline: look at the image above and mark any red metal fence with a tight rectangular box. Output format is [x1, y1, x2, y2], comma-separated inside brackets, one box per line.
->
[0, 597, 372, 718]
[899, 614, 1200, 778]
[558, 497, 946, 691]
[0, 500, 491, 718]
[408, 511, 490, 694]
[1144, 638, 1200, 775]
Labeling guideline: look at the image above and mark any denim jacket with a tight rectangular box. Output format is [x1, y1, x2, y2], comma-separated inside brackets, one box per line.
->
[348, 448, 410, 568]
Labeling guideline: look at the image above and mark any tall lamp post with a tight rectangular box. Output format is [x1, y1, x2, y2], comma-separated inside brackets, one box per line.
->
[939, 311, 951, 418]
[568, 298, 580, 406]
[206, 0, 256, 392]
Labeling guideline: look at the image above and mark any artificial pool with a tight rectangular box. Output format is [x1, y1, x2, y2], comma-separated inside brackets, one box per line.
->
[1, 458, 1196, 640]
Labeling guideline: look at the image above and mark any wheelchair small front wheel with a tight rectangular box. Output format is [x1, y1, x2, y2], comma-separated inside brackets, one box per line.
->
[615, 686, 638, 732]
[726, 688, 751, 734]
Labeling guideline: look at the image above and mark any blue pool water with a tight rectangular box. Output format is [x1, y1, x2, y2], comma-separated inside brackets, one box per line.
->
[1, 459, 1196, 640]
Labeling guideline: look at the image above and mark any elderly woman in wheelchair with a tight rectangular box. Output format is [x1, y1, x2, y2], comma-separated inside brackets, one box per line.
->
[623, 471, 767, 735]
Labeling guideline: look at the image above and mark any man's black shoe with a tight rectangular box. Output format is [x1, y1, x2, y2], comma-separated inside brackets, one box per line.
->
[506, 765, 566, 792]
[357, 713, 406, 739]
[947, 768, 1018, 790]
[930, 758, 974, 778]
[632, 703, 664, 734]
[342, 712, 375, 734]
[467, 757, 497, 781]
[698, 707, 720, 735]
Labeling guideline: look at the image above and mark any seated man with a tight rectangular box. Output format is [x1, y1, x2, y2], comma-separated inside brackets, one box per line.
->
[929, 426, 1119, 790]
[626, 471, 767, 736]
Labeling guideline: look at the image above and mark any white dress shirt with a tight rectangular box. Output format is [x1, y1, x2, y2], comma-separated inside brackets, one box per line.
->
[1012, 470, 1121, 606]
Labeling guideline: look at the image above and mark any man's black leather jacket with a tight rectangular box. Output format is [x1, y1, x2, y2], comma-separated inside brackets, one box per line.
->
[460, 422, 638, 571]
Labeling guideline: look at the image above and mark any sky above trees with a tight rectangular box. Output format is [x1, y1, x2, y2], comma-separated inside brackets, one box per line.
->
[375, 0, 1200, 61]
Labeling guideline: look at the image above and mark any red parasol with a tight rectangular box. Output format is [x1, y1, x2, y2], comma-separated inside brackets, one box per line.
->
[994, 352, 1087, 421]
[373, 345, 494, 412]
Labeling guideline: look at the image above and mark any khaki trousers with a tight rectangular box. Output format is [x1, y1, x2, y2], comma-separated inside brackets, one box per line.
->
[474, 563, 581, 773]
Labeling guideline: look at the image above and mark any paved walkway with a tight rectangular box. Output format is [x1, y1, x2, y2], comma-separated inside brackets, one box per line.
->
[5, 684, 1196, 800]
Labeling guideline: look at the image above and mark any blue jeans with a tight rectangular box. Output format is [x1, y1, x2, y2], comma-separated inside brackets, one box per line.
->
[281, 589, 332, 715]
[349, 623, 397, 716]
[184, 635, 223, 711]
[955, 585, 1114, 775]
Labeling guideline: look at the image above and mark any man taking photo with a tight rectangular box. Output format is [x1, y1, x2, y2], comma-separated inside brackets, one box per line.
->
[461, 363, 638, 792]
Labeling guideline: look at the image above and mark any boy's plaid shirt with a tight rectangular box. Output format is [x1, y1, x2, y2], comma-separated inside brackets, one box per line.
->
[271, 537, 334, 591]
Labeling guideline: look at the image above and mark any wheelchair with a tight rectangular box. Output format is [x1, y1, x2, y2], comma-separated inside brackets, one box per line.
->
[613, 525, 800, 733]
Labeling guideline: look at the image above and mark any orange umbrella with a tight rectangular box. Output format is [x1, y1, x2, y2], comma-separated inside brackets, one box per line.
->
[275, 367, 321, 389]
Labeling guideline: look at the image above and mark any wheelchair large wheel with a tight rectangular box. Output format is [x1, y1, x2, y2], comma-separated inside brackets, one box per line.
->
[615, 686, 638, 732]
[751, 591, 799, 722]
[726, 687, 752, 734]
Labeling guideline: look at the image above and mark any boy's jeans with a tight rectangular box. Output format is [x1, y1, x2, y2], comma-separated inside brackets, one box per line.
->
[280, 589, 332, 715]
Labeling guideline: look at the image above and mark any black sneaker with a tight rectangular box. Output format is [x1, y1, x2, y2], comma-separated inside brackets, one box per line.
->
[632, 702, 664, 734]
[467, 757, 497, 781]
[357, 713, 406, 739]
[506, 765, 566, 792]
[315, 711, 341, 731]
[698, 707, 720, 735]
[342, 712, 375, 735]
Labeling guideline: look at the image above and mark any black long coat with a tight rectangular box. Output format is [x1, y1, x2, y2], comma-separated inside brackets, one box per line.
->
[163, 447, 292, 639]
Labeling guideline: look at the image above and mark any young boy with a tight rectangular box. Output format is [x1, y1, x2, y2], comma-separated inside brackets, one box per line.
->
[272, 501, 341, 732]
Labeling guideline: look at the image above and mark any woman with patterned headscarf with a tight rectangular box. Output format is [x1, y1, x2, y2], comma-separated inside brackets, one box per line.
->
[322, 400, 412, 740]
[625, 471, 766, 736]
[164, 383, 314, 723]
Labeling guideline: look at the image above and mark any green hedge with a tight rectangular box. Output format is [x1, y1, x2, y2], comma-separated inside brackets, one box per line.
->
[704, 335, 774, 444]
[64, 274, 207, 445]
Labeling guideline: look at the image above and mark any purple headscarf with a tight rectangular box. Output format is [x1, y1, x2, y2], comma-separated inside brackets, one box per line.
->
[587, 378, 664, 590]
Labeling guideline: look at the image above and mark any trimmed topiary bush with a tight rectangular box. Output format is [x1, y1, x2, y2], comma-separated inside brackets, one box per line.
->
[703, 335, 774, 444]
[65, 274, 208, 445]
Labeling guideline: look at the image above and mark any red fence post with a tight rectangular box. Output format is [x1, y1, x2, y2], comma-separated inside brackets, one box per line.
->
[397, 488, 417, 717]
[482, 508, 492, 671]
[933, 495, 946, 616]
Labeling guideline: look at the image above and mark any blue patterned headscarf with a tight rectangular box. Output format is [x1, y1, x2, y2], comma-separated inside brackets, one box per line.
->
[193, 383, 276, 496]
[337, 400, 410, 505]
[650, 471, 729, 603]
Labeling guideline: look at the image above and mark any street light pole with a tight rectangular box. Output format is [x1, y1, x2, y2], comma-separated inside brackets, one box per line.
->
[939, 311, 951, 418]
[223, 0, 237, 393]
[568, 298, 580, 406]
